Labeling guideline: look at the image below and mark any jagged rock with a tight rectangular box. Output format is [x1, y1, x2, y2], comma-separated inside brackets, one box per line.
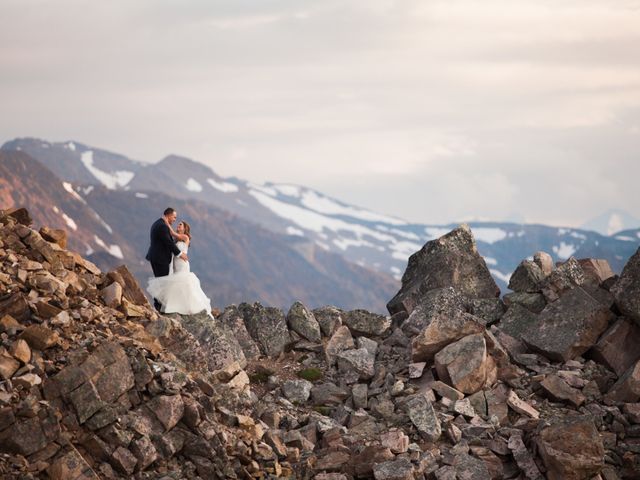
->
[540, 257, 586, 302]
[431, 381, 464, 401]
[435, 333, 491, 394]
[373, 457, 414, 480]
[497, 303, 539, 340]
[130, 436, 158, 471]
[380, 429, 409, 453]
[217, 305, 261, 360]
[110, 265, 150, 307]
[313, 305, 343, 337]
[540, 374, 586, 408]
[352, 383, 368, 409]
[453, 453, 491, 480]
[240, 302, 291, 357]
[579, 258, 615, 285]
[311, 383, 349, 406]
[611, 247, 640, 325]
[604, 360, 640, 403]
[110, 446, 138, 475]
[508, 260, 545, 293]
[0, 313, 25, 334]
[286, 301, 321, 342]
[343, 309, 391, 337]
[387, 225, 500, 315]
[315, 450, 351, 471]
[0, 407, 59, 455]
[411, 311, 484, 362]
[48, 446, 99, 479]
[466, 297, 506, 326]
[401, 287, 467, 336]
[174, 311, 247, 370]
[506, 389, 540, 418]
[20, 324, 59, 350]
[281, 379, 313, 404]
[589, 317, 640, 376]
[405, 395, 441, 441]
[352, 445, 395, 477]
[39, 226, 67, 249]
[101, 281, 122, 308]
[537, 416, 604, 480]
[336, 348, 375, 381]
[623, 403, 640, 423]
[522, 287, 613, 362]
[0, 353, 20, 379]
[534, 251, 554, 276]
[5, 207, 32, 226]
[503, 291, 546, 313]
[148, 394, 184, 431]
[508, 434, 544, 480]
[0, 293, 30, 322]
[325, 325, 355, 365]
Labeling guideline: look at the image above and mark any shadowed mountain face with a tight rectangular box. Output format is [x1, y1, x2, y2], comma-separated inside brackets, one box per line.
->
[2, 137, 639, 295]
[0, 149, 397, 312]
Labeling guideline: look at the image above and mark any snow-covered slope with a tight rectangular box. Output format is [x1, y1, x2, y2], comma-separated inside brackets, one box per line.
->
[581, 209, 640, 236]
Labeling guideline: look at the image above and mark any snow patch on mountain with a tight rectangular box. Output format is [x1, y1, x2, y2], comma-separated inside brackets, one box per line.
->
[94, 235, 123, 259]
[185, 178, 203, 192]
[473, 227, 507, 244]
[62, 182, 87, 204]
[552, 241, 577, 259]
[207, 178, 239, 193]
[490, 269, 511, 283]
[81, 151, 134, 190]
[61, 212, 77, 231]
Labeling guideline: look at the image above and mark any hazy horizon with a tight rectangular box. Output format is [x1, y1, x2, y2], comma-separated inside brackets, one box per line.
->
[1, 0, 639, 227]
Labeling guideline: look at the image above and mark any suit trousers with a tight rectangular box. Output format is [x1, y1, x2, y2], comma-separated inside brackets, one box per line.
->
[150, 261, 170, 311]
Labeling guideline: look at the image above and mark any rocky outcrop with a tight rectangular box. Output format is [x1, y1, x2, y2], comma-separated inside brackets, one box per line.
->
[1, 211, 639, 479]
[387, 225, 500, 315]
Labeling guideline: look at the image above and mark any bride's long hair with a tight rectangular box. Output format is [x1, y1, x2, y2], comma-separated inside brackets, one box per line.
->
[180, 221, 192, 242]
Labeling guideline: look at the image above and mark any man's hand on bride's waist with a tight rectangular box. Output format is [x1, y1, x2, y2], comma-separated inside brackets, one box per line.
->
[180, 253, 188, 262]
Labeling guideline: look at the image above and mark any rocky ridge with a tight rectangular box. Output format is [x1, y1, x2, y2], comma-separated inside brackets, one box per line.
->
[0, 210, 639, 479]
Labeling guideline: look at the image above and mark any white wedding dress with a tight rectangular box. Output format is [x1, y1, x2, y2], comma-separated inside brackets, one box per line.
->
[147, 241, 212, 315]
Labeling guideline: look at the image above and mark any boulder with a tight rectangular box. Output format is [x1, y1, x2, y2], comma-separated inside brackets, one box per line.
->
[312, 305, 343, 337]
[540, 374, 586, 408]
[534, 251, 554, 276]
[496, 303, 538, 340]
[240, 303, 290, 357]
[110, 265, 151, 307]
[217, 305, 261, 360]
[589, 317, 640, 376]
[521, 287, 613, 362]
[503, 291, 546, 313]
[325, 325, 355, 365]
[20, 324, 59, 351]
[281, 379, 313, 404]
[39, 226, 67, 249]
[400, 287, 467, 336]
[343, 309, 391, 337]
[101, 282, 123, 308]
[540, 257, 585, 302]
[411, 311, 484, 362]
[434, 333, 491, 394]
[373, 458, 414, 480]
[508, 260, 545, 293]
[611, 247, 640, 325]
[336, 348, 375, 381]
[579, 258, 614, 285]
[405, 395, 441, 441]
[537, 417, 604, 480]
[387, 225, 500, 315]
[604, 360, 640, 403]
[286, 301, 321, 342]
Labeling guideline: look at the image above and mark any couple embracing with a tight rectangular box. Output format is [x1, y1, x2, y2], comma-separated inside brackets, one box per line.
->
[145, 207, 212, 316]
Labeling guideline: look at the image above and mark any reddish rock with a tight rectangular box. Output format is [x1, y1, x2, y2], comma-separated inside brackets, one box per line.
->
[148, 394, 184, 431]
[352, 445, 395, 477]
[20, 324, 59, 350]
[506, 390, 540, 419]
[537, 417, 604, 480]
[130, 436, 158, 471]
[48, 447, 99, 480]
[380, 429, 409, 454]
[110, 446, 138, 475]
[522, 287, 613, 362]
[435, 333, 489, 394]
[9, 338, 31, 363]
[534, 251, 554, 276]
[0, 293, 31, 322]
[325, 325, 355, 365]
[540, 374, 586, 408]
[579, 258, 614, 285]
[411, 311, 484, 362]
[39, 226, 67, 249]
[0, 353, 20, 380]
[604, 360, 640, 403]
[589, 317, 640, 376]
[111, 265, 150, 307]
[101, 281, 122, 308]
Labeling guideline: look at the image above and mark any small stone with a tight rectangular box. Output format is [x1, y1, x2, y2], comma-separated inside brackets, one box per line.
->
[228, 370, 250, 390]
[20, 324, 59, 350]
[506, 390, 539, 419]
[373, 457, 414, 480]
[281, 379, 313, 404]
[431, 380, 464, 401]
[380, 429, 409, 454]
[325, 325, 355, 365]
[352, 383, 368, 409]
[12, 373, 43, 389]
[540, 374, 586, 408]
[0, 353, 20, 380]
[101, 282, 122, 308]
[9, 339, 31, 363]
[110, 446, 138, 475]
[148, 394, 184, 431]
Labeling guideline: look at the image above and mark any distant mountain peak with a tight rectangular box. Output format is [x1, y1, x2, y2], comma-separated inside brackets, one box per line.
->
[581, 209, 640, 236]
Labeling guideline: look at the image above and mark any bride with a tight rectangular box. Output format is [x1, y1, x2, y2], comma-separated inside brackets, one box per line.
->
[147, 220, 213, 316]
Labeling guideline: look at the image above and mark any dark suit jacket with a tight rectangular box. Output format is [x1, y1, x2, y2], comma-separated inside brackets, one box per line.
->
[145, 218, 181, 265]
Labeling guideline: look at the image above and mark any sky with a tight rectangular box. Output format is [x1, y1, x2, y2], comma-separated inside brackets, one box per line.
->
[1, 0, 639, 227]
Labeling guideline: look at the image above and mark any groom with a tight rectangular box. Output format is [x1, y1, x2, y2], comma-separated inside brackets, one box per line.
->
[146, 207, 188, 311]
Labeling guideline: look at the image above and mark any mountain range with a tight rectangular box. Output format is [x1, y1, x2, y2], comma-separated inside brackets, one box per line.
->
[2, 137, 639, 307]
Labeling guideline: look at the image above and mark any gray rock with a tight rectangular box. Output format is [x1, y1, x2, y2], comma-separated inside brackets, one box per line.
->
[503, 291, 546, 314]
[497, 303, 539, 340]
[337, 348, 375, 381]
[589, 317, 640, 376]
[373, 457, 414, 480]
[387, 225, 500, 316]
[343, 310, 391, 337]
[239, 302, 290, 357]
[218, 305, 261, 359]
[405, 395, 441, 441]
[540, 257, 586, 302]
[454, 453, 491, 480]
[325, 325, 355, 365]
[522, 287, 613, 362]
[466, 297, 506, 326]
[281, 379, 313, 404]
[508, 260, 545, 293]
[286, 301, 321, 343]
[312, 305, 343, 337]
[401, 287, 467, 336]
[357, 336, 378, 357]
[352, 383, 368, 409]
[611, 247, 640, 325]
[311, 383, 350, 406]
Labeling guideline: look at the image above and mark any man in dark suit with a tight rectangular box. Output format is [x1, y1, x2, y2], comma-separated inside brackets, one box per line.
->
[146, 207, 188, 311]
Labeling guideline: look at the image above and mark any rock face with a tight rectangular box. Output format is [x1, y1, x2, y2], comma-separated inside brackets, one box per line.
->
[611, 247, 640, 325]
[387, 225, 500, 315]
[537, 417, 604, 480]
[521, 287, 613, 362]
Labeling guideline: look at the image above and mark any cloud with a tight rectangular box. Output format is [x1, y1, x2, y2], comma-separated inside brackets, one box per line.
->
[0, 0, 639, 227]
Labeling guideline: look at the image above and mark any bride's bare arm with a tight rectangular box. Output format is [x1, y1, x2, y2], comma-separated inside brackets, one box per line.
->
[165, 221, 190, 242]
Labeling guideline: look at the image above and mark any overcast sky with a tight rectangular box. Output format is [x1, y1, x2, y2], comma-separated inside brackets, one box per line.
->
[1, 0, 639, 226]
